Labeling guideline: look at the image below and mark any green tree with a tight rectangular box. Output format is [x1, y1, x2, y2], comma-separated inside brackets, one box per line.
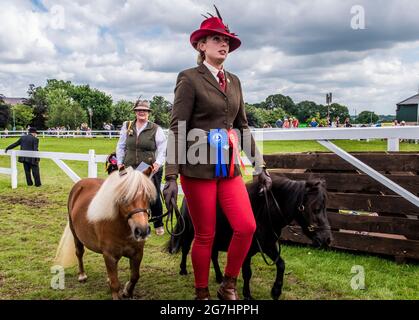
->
[245, 104, 263, 127]
[71, 85, 113, 129]
[259, 108, 286, 127]
[319, 103, 350, 121]
[356, 111, 379, 124]
[0, 97, 10, 129]
[112, 100, 134, 125]
[11, 104, 34, 128]
[46, 89, 87, 129]
[26, 84, 48, 129]
[150, 96, 171, 128]
[295, 100, 319, 122]
[260, 94, 296, 114]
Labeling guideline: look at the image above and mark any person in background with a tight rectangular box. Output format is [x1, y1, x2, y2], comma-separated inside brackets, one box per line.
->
[344, 117, 352, 127]
[309, 118, 318, 127]
[292, 117, 299, 128]
[116, 100, 167, 236]
[275, 118, 283, 128]
[5, 127, 41, 187]
[334, 116, 340, 127]
[283, 118, 290, 128]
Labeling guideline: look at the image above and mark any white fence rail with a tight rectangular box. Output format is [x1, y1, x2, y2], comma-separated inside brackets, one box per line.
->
[0, 149, 106, 188]
[1, 127, 418, 206]
[0, 130, 120, 139]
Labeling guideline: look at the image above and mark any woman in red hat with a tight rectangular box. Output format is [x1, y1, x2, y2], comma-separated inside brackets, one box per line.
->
[163, 8, 271, 300]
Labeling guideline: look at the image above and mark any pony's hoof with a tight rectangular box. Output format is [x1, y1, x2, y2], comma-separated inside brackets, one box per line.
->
[122, 282, 133, 299]
[122, 291, 133, 299]
[179, 269, 188, 276]
[78, 273, 88, 282]
[271, 287, 282, 300]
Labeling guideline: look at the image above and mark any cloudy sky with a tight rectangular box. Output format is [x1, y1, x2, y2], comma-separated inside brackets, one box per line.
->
[1, 0, 419, 115]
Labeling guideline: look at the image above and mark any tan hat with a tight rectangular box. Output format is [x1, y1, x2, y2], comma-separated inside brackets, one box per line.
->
[133, 100, 151, 112]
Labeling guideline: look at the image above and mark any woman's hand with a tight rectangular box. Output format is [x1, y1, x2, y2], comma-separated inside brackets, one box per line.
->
[151, 162, 161, 174]
[258, 167, 272, 193]
[163, 175, 178, 212]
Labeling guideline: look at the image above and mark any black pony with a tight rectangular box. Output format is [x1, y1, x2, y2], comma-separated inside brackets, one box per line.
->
[167, 175, 332, 300]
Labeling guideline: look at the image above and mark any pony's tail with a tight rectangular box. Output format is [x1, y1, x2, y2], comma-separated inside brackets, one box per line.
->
[53, 222, 78, 268]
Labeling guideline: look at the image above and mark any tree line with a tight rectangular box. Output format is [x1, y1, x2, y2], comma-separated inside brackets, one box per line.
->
[0, 79, 383, 130]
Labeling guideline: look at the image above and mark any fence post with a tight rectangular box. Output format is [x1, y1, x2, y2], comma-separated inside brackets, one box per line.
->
[11, 150, 18, 189]
[387, 138, 400, 152]
[88, 149, 97, 178]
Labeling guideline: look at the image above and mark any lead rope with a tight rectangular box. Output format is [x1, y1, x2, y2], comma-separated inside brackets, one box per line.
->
[253, 187, 284, 266]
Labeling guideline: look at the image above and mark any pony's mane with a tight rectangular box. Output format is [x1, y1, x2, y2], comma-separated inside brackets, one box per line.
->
[247, 175, 327, 221]
[87, 167, 157, 222]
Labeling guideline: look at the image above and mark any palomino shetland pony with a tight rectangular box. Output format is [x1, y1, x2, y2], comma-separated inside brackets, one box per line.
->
[55, 167, 156, 300]
[167, 176, 331, 300]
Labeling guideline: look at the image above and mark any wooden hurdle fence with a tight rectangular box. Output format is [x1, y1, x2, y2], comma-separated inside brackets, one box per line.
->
[265, 152, 419, 263]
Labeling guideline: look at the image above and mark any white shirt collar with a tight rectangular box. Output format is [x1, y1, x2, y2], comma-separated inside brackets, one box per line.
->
[203, 60, 224, 83]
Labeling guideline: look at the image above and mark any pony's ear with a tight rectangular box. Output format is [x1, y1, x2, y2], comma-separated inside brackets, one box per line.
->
[305, 179, 326, 192]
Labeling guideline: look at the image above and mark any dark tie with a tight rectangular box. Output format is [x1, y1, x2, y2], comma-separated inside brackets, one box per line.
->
[217, 70, 226, 92]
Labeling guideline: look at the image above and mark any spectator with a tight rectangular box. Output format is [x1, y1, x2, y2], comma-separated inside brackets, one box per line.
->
[393, 119, 399, 126]
[309, 118, 318, 127]
[5, 127, 41, 187]
[292, 117, 299, 128]
[283, 118, 290, 128]
[344, 118, 352, 127]
[275, 119, 283, 128]
[334, 116, 340, 127]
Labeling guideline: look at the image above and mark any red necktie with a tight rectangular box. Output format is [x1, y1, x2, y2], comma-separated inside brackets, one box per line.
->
[217, 70, 226, 92]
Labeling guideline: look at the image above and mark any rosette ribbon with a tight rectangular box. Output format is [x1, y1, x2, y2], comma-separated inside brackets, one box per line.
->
[228, 129, 246, 177]
[209, 129, 228, 178]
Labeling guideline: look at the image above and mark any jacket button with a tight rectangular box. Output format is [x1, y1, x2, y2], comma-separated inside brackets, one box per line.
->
[223, 120, 227, 125]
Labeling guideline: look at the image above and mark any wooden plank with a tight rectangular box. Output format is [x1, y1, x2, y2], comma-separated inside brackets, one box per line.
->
[327, 212, 419, 240]
[327, 193, 419, 216]
[331, 232, 419, 260]
[280, 228, 419, 260]
[265, 152, 419, 172]
[270, 172, 419, 195]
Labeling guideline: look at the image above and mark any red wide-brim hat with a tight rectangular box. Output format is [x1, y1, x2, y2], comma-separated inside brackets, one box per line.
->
[190, 17, 241, 53]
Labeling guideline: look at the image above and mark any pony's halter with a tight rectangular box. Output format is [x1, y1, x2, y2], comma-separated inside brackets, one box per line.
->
[127, 208, 151, 220]
[297, 204, 316, 232]
[297, 201, 330, 232]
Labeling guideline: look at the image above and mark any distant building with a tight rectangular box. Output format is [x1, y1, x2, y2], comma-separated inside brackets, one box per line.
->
[1, 97, 27, 106]
[396, 92, 419, 124]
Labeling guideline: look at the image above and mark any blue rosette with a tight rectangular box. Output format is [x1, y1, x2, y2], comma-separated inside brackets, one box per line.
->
[208, 129, 228, 178]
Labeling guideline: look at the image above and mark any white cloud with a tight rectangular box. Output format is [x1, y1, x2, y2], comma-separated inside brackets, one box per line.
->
[1, 0, 419, 115]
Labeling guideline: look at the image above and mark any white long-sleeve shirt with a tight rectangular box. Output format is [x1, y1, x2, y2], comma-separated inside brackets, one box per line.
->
[203, 60, 225, 83]
[116, 121, 167, 166]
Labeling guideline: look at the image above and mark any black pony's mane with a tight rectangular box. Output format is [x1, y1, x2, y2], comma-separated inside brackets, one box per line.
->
[246, 175, 327, 226]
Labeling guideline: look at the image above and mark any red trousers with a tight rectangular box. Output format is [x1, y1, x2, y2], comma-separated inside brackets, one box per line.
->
[180, 175, 256, 289]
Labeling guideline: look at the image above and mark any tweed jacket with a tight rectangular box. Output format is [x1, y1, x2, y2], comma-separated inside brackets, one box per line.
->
[165, 63, 264, 179]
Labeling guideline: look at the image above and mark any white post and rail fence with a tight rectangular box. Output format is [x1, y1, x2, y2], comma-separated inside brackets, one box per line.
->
[1, 127, 418, 207]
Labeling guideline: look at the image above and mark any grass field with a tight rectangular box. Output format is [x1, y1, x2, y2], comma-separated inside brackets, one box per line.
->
[0, 137, 418, 300]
